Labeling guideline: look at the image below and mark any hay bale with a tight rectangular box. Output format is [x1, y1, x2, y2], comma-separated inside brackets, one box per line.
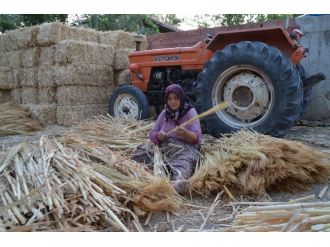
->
[21, 48, 38, 68]
[54, 64, 114, 87]
[37, 22, 62, 46]
[0, 89, 12, 103]
[0, 26, 38, 52]
[11, 69, 20, 88]
[9, 51, 22, 69]
[37, 66, 55, 87]
[0, 67, 13, 89]
[56, 85, 112, 105]
[0, 52, 8, 67]
[69, 26, 100, 43]
[19, 68, 37, 87]
[2, 50, 22, 69]
[56, 104, 107, 126]
[23, 103, 57, 125]
[39, 46, 55, 66]
[10, 88, 21, 104]
[99, 30, 134, 49]
[21, 87, 38, 104]
[0, 34, 10, 53]
[37, 22, 99, 46]
[38, 87, 56, 104]
[116, 69, 131, 86]
[114, 49, 131, 70]
[55, 40, 114, 65]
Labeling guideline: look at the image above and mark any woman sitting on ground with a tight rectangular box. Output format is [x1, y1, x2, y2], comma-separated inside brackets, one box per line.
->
[133, 84, 202, 194]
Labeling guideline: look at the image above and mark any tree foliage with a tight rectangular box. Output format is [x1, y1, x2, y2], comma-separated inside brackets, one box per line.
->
[72, 14, 184, 35]
[193, 14, 302, 28]
[0, 15, 21, 33]
[149, 14, 183, 26]
[0, 14, 68, 33]
[20, 14, 67, 26]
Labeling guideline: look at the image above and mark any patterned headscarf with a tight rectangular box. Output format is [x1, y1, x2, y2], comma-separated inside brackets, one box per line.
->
[164, 84, 192, 125]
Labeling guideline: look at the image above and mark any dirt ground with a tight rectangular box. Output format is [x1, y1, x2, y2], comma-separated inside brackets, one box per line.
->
[1, 123, 330, 232]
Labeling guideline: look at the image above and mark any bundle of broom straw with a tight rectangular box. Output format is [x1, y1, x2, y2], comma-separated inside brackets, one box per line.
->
[189, 130, 330, 197]
[62, 115, 153, 152]
[226, 200, 330, 232]
[0, 102, 41, 137]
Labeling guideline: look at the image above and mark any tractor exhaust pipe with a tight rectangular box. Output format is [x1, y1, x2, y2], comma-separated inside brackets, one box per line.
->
[303, 72, 327, 89]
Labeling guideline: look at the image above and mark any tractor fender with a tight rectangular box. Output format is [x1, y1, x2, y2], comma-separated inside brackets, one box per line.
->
[206, 26, 297, 58]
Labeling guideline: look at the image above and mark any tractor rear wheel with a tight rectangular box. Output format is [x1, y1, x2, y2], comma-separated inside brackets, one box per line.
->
[109, 85, 149, 119]
[193, 41, 303, 137]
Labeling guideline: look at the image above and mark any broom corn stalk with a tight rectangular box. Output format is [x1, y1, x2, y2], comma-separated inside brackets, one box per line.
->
[167, 101, 229, 135]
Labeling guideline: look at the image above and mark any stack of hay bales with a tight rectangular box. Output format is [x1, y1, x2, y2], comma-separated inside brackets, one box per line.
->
[0, 22, 148, 126]
[99, 30, 149, 86]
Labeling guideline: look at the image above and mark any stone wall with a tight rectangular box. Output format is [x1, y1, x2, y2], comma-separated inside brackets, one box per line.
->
[295, 15, 330, 120]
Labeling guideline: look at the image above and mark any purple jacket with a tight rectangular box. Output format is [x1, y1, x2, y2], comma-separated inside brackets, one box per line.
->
[149, 108, 202, 145]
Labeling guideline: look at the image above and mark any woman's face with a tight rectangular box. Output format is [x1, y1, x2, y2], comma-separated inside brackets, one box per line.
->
[167, 92, 180, 111]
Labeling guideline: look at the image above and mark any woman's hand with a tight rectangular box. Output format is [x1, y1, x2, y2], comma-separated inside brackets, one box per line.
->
[175, 126, 187, 138]
[157, 131, 167, 142]
[176, 126, 197, 144]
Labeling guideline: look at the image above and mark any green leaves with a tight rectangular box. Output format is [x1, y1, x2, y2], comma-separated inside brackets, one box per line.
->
[0, 14, 68, 33]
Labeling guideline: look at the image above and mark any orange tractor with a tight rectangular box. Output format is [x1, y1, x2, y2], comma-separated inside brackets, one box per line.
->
[109, 26, 325, 137]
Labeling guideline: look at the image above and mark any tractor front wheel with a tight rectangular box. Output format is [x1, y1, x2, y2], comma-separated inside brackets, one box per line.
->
[193, 41, 303, 137]
[109, 85, 149, 119]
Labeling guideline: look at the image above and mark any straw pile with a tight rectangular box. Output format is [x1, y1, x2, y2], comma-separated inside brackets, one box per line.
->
[0, 22, 148, 126]
[0, 138, 132, 231]
[60, 115, 183, 215]
[0, 102, 41, 136]
[0, 116, 183, 231]
[226, 200, 330, 232]
[189, 130, 330, 197]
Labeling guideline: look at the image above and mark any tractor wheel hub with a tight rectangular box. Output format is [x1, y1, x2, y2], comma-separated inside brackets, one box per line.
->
[223, 72, 270, 121]
[114, 94, 139, 118]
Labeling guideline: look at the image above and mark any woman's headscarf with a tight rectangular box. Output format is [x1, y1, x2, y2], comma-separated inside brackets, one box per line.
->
[164, 84, 193, 125]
